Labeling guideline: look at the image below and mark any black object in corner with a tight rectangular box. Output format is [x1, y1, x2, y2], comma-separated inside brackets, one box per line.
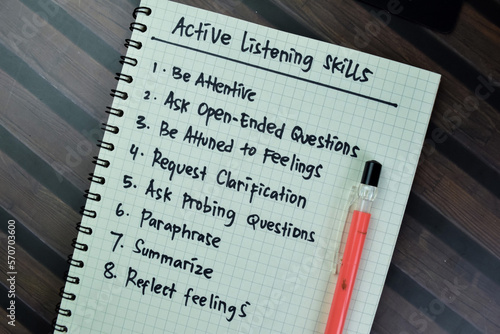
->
[358, 0, 463, 33]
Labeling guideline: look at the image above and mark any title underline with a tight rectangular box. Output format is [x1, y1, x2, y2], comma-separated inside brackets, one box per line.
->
[151, 36, 398, 108]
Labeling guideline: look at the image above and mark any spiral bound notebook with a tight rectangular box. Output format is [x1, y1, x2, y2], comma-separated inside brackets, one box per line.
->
[54, 1, 440, 333]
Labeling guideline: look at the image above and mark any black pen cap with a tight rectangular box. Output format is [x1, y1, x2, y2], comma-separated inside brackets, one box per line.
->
[361, 160, 382, 187]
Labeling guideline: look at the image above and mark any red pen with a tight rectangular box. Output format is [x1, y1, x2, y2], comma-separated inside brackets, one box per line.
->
[325, 160, 382, 334]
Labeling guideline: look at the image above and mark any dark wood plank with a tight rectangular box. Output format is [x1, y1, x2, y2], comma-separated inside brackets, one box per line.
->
[0, 230, 63, 325]
[0, 151, 79, 258]
[429, 82, 500, 173]
[374, 287, 449, 334]
[59, 0, 136, 51]
[0, 308, 30, 333]
[433, 2, 500, 81]
[414, 149, 500, 258]
[394, 215, 500, 332]
[0, 0, 114, 123]
[0, 69, 96, 190]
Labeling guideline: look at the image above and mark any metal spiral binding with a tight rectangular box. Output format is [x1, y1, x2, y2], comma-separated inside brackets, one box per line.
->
[88, 173, 105, 185]
[106, 106, 125, 117]
[83, 189, 101, 202]
[80, 207, 96, 218]
[110, 89, 128, 100]
[67, 254, 84, 269]
[96, 139, 115, 151]
[60, 287, 76, 301]
[101, 123, 120, 134]
[76, 223, 92, 235]
[130, 22, 147, 32]
[65, 273, 80, 285]
[124, 38, 142, 50]
[93, 156, 110, 168]
[115, 72, 133, 83]
[133, 6, 152, 19]
[53, 6, 152, 332]
[72, 238, 89, 252]
[120, 56, 138, 66]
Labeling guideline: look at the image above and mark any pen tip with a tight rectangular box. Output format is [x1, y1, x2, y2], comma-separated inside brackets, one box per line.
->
[361, 160, 382, 187]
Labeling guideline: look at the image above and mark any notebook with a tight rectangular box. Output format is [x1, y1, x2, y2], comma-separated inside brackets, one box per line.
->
[54, 1, 440, 333]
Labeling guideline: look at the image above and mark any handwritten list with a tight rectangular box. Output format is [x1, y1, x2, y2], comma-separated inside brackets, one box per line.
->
[56, 1, 440, 333]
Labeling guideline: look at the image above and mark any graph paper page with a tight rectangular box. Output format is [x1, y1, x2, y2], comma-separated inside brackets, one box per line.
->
[56, 1, 440, 333]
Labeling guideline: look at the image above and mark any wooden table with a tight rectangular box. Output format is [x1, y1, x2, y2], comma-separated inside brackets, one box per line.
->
[1, 0, 498, 332]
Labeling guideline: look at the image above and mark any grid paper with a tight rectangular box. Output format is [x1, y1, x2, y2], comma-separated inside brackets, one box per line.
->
[55, 1, 440, 333]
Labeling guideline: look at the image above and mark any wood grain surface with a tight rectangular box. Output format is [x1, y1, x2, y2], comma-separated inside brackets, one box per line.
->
[0, 0, 498, 333]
